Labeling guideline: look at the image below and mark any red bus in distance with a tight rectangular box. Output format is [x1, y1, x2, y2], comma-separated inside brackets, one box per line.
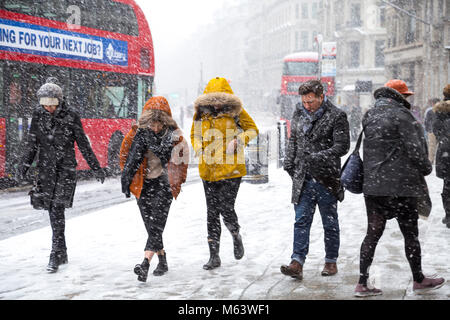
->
[0, 0, 154, 185]
[279, 51, 335, 134]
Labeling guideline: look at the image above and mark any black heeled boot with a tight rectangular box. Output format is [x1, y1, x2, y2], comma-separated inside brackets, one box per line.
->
[47, 251, 59, 273]
[153, 252, 168, 276]
[46, 250, 68, 273]
[442, 194, 450, 228]
[134, 258, 150, 282]
[203, 241, 221, 270]
[232, 232, 244, 260]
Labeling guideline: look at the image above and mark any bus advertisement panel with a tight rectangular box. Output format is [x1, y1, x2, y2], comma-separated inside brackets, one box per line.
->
[0, 0, 154, 185]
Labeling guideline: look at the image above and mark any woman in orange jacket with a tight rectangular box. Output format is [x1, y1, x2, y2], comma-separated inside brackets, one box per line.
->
[120, 97, 189, 282]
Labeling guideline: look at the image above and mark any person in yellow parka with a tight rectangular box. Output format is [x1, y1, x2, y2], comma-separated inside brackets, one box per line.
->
[191, 77, 258, 270]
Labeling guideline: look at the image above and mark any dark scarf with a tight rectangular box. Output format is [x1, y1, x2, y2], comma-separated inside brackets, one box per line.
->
[300, 101, 327, 135]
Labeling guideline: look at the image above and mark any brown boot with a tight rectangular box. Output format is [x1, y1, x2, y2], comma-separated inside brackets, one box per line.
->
[280, 260, 303, 280]
[321, 262, 338, 276]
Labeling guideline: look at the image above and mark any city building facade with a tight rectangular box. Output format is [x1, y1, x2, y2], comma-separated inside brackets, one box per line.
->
[384, 0, 450, 110]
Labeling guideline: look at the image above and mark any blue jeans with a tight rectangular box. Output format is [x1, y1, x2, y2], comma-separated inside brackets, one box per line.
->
[291, 178, 340, 265]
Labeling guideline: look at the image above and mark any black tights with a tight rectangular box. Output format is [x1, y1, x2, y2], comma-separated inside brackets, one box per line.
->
[49, 203, 66, 253]
[359, 196, 424, 285]
[203, 177, 242, 244]
[137, 177, 173, 252]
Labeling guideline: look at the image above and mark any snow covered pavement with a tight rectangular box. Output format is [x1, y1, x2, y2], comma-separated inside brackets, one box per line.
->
[0, 165, 449, 300]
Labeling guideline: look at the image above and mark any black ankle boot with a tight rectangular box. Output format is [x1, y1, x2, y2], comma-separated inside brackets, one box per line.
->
[153, 252, 168, 276]
[203, 241, 221, 270]
[442, 194, 450, 228]
[134, 258, 150, 282]
[47, 251, 59, 273]
[58, 251, 68, 265]
[232, 233, 244, 260]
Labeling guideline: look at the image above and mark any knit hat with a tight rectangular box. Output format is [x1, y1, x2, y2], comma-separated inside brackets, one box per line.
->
[443, 84, 450, 99]
[384, 79, 414, 96]
[142, 96, 172, 117]
[37, 77, 63, 106]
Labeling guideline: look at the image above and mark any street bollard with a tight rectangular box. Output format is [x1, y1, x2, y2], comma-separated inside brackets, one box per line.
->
[243, 132, 270, 184]
[277, 120, 287, 168]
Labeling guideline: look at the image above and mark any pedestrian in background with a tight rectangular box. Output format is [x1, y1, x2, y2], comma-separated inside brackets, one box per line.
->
[281, 80, 350, 280]
[121, 97, 189, 282]
[424, 98, 440, 164]
[18, 77, 105, 273]
[191, 77, 258, 270]
[354, 80, 445, 297]
[433, 84, 450, 228]
[350, 105, 362, 141]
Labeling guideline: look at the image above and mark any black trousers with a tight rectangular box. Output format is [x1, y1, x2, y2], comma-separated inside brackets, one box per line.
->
[359, 196, 424, 285]
[202, 177, 242, 244]
[443, 179, 450, 217]
[137, 177, 173, 252]
[48, 203, 66, 253]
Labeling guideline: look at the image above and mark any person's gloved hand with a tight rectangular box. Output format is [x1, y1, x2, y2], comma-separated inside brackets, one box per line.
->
[94, 168, 105, 184]
[226, 138, 238, 155]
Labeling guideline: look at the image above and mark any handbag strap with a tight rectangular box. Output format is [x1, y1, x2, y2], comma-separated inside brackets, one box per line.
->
[353, 128, 364, 154]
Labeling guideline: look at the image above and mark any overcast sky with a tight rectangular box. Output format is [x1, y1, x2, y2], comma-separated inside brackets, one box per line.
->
[134, 0, 227, 103]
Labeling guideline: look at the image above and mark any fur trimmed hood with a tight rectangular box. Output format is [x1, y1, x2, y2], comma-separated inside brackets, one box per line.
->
[374, 86, 411, 110]
[194, 92, 243, 120]
[138, 109, 178, 130]
[433, 100, 450, 113]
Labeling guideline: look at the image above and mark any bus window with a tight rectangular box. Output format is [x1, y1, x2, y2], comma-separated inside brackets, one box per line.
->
[283, 62, 319, 76]
[37, 0, 65, 21]
[137, 77, 151, 116]
[3, 0, 36, 16]
[100, 75, 136, 119]
[0, 66, 3, 116]
[69, 69, 100, 119]
[100, 1, 139, 36]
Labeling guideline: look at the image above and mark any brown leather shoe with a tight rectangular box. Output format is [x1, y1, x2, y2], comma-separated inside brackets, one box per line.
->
[280, 260, 303, 280]
[321, 262, 338, 276]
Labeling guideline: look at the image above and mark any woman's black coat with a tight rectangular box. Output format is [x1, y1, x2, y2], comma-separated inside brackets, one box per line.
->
[362, 87, 432, 197]
[20, 102, 102, 209]
[121, 127, 174, 197]
[433, 100, 450, 180]
[284, 99, 350, 204]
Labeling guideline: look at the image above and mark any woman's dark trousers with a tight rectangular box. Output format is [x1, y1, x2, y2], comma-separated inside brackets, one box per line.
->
[442, 179, 450, 221]
[359, 196, 424, 285]
[137, 177, 173, 252]
[49, 203, 67, 254]
[202, 177, 242, 246]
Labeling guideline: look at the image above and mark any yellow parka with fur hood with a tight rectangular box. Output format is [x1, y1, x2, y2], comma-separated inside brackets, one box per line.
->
[190, 77, 259, 182]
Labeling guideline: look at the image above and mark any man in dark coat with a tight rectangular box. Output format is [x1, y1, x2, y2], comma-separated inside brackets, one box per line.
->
[19, 78, 105, 273]
[280, 80, 350, 280]
[355, 80, 444, 297]
[433, 84, 450, 228]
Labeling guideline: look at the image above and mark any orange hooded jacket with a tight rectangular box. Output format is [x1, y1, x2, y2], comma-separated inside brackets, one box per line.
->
[119, 97, 189, 199]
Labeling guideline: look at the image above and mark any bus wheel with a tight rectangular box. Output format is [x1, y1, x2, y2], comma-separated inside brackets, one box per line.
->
[107, 132, 124, 176]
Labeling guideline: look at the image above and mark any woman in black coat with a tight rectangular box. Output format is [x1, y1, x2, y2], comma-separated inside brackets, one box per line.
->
[355, 83, 444, 297]
[433, 85, 450, 228]
[19, 78, 105, 273]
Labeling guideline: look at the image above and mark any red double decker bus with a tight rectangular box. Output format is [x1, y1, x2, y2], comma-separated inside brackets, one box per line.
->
[279, 52, 335, 133]
[0, 0, 154, 185]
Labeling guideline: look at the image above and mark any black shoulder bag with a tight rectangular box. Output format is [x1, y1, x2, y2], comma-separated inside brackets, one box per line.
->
[341, 128, 365, 194]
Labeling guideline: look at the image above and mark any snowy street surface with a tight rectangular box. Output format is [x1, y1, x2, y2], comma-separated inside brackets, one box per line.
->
[0, 164, 449, 300]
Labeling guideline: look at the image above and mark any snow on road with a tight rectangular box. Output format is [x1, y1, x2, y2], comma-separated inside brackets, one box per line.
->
[0, 165, 449, 300]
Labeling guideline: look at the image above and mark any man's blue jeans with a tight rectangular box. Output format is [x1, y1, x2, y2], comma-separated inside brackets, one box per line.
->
[291, 178, 340, 266]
